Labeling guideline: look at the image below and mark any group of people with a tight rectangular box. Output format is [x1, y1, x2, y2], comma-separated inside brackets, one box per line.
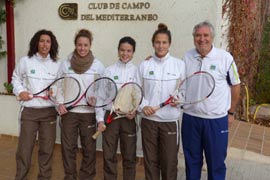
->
[12, 20, 241, 180]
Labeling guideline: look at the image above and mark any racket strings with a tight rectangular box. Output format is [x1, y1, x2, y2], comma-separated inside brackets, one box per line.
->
[180, 72, 215, 104]
[85, 77, 117, 107]
[113, 83, 142, 114]
[49, 77, 81, 105]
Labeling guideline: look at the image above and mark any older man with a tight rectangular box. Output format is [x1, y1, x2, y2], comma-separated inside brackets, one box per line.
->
[181, 21, 241, 180]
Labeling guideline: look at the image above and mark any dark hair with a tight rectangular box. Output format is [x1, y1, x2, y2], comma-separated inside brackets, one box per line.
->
[74, 29, 93, 45]
[118, 36, 136, 52]
[27, 29, 59, 61]
[151, 23, 171, 44]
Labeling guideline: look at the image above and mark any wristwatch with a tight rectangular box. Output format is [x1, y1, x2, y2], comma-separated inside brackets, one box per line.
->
[228, 111, 235, 116]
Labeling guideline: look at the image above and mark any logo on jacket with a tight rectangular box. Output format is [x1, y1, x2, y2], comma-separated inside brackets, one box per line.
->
[210, 65, 216, 70]
[114, 75, 119, 80]
[149, 71, 154, 75]
[167, 72, 176, 76]
[30, 69, 35, 74]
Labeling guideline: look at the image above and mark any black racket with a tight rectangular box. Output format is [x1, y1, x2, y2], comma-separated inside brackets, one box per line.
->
[16, 76, 81, 105]
[66, 77, 117, 111]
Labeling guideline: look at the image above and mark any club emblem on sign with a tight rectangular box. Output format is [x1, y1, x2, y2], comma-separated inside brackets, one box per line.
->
[58, 3, 78, 20]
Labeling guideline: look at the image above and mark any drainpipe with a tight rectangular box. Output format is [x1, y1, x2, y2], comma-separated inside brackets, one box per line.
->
[5, 0, 15, 83]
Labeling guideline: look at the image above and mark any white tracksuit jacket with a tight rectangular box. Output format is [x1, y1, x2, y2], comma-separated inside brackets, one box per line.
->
[136, 53, 185, 122]
[12, 53, 60, 108]
[96, 60, 137, 122]
[183, 46, 241, 119]
[57, 53, 105, 113]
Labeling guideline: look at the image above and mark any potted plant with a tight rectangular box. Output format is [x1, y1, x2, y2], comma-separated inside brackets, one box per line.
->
[0, 82, 14, 95]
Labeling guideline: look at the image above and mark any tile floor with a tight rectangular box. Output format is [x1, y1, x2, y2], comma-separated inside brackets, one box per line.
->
[229, 120, 270, 156]
[0, 120, 269, 179]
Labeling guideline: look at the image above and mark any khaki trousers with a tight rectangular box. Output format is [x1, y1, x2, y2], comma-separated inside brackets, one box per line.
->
[102, 111, 137, 180]
[141, 118, 179, 180]
[15, 107, 57, 180]
[61, 112, 97, 180]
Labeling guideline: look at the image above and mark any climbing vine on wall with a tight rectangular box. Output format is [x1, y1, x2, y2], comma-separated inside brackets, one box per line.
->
[222, 0, 270, 103]
[254, 21, 270, 104]
[0, 7, 6, 58]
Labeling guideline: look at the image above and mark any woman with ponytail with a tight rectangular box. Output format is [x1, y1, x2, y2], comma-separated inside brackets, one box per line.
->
[57, 29, 105, 180]
[136, 23, 185, 180]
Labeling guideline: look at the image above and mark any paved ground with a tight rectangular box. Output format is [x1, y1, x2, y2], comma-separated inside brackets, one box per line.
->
[177, 148, 270, 180]
[1, 120, 270, 179]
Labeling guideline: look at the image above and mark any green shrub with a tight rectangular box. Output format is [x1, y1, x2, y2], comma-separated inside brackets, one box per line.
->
[254, 21, 270, 104]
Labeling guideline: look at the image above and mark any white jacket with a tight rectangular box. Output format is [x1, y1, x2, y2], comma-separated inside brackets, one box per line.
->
[183, 46, 241, 119]
[96, 60, 137, 122]
[57, 53, 105, 113]
[12, 53, 60, 108]
[136, 53, 185, 122]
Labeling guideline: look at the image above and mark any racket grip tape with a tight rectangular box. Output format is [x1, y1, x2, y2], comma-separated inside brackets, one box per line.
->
[92, 131, 101, 140]
[157, 100, 170, 109]
[92, 123, 106, 140]
[66, 106, 74, 111]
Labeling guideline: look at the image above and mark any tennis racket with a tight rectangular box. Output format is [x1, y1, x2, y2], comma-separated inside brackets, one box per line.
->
[65, 77, 117, 111]
[153, 71, 215, 110]
[92, 82, 143, 139]
[16, 76, 81, 105]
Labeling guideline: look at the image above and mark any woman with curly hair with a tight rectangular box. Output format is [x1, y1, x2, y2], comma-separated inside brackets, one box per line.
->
[12, 29, 60, 180]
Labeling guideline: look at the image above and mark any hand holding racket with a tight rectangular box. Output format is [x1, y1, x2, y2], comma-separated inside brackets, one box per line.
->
[152, 71, 215, 111]
[16, 76, 81, 106]
[92, 82, 143, 139]
[64, 77, 117, 111]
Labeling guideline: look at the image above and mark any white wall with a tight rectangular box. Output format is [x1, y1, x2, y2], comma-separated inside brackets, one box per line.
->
[0, 0, 223, 90]
[0, 95, 20, 136]
[0, 0, 223, 149]
[0, 94, 145, 156]
[12, 0, 222, 65]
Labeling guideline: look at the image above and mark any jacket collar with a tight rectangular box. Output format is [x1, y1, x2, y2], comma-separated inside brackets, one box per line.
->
[116, 59, 133, 67]
[35, 53, 50, 61]
[193, 45, 216, 59]
[153, 52, 170, 62]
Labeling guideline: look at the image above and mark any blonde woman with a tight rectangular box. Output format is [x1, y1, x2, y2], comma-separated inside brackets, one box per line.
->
[57, 29, 105, 180]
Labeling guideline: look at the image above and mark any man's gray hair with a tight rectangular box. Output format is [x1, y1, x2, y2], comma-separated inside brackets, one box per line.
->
[192, 21, 215, 38]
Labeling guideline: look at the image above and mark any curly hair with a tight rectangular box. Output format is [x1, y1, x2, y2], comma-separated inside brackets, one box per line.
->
[27, 29, 59, 61]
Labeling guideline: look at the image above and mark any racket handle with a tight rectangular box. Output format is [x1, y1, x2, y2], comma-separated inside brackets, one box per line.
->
[106, 114, 114, 124]
[92, 123, 106, 140]
[92, 131, 101, 140]
[153, 96, 174, 111]
[66, 106, 74, 111]
[152, 105, 161, 111]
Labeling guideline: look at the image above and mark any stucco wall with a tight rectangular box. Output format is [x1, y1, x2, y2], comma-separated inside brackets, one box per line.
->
[0, 0, 223, 147]
[0, 0, 223, 91]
